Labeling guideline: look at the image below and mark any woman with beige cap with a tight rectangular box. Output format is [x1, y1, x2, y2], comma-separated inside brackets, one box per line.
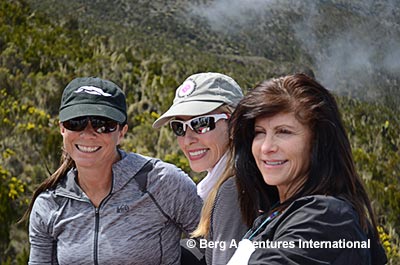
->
[153, 72, 249, 265]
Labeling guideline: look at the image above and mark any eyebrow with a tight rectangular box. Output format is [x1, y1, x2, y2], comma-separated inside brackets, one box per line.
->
[254, 123, 297, 129]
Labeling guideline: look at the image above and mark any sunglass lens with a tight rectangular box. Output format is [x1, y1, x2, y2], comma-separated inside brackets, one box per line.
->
[62, 116, 119, 133]
[90, 117, 119, 133]
[63, 117, 89, 131]
[191, 116, 214, 134]
[170, 121, 185, 136]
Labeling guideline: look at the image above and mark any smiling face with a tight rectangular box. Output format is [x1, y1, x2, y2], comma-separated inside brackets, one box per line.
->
[60, 121, 128, 171]
[176, 111, 230, 172]
[251, 112, 312, 201]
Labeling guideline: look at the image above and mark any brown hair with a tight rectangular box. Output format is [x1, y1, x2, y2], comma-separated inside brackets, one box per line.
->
[19, 150, 75, 223]
[230, 73, 378, 236]
[20, 122, 127, 223]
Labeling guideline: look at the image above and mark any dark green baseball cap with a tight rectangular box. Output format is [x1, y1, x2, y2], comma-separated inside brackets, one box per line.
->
[59, 77, 127, 123]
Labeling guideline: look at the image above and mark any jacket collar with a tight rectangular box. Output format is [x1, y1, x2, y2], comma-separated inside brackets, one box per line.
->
[111, 150, 150, 192]
[55, 150, 150, 198]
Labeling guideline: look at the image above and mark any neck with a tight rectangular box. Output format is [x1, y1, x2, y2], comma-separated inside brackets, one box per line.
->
[75, 151, 120, 207]
[77, 171, 112, 207]
[278, 175, 307, 202]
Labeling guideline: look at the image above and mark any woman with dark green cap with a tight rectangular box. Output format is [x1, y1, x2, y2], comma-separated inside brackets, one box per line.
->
[23, 76, 202, 264]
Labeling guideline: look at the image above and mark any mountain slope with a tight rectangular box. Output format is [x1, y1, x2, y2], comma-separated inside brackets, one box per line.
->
[26, 0, 400, 109]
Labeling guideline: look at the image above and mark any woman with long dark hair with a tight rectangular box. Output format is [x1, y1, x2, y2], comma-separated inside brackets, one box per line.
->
[227, 74, 387, 264]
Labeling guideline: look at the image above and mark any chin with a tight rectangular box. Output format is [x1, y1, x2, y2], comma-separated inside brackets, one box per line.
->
[189, 163, 208, 173]
[191, 167, 207, 173]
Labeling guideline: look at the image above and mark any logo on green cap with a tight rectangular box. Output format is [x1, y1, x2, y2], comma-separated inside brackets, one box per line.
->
[74, 86, 112, 97]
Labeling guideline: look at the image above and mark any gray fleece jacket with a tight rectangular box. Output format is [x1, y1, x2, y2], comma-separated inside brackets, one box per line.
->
[29, 150, 202, 265]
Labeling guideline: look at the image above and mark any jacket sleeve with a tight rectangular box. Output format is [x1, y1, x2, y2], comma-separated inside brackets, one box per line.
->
[148, 160, 203, 235]
[248, 196, 376, 265]
[28, 193, 58, 265]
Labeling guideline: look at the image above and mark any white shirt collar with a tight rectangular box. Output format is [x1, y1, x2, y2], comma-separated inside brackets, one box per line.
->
[197, 152, 229, 200]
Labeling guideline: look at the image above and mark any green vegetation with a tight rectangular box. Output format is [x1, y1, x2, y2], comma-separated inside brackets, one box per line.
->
[1, 0, 399, 263]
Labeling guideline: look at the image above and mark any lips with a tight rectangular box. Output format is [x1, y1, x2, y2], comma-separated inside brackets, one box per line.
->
[264, 160, 288, 166]
[187, 149, 208, 160]
[189, 149, 207, 156]
[76, 145, 101, 153]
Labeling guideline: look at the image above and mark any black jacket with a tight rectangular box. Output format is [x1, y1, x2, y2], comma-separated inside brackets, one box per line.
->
[248, 195, 387, 265]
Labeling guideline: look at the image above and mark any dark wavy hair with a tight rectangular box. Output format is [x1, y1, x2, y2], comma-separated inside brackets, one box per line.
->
[229, 73, 378, 236]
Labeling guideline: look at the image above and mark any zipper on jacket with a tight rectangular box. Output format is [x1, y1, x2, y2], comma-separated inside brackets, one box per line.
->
[94, 207, 100, 265]
[93, 193, 113, 265]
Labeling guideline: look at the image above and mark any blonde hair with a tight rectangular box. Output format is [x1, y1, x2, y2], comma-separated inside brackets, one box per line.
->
[191, 154, 234, 238]
[191, 104, 236, 238]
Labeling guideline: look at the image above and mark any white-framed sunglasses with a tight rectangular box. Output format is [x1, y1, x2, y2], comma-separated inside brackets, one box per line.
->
[169, 113, 229, 136]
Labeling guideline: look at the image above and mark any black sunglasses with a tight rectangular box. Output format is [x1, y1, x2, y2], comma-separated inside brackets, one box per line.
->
[169, 113, 229, 137]
[62, 116, 120, 134]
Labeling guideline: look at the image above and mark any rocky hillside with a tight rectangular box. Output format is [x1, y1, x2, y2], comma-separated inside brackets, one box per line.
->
[26, 0, 400, 108]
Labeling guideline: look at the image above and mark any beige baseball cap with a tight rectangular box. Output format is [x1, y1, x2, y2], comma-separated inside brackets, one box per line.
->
[152, 72, 243, 128]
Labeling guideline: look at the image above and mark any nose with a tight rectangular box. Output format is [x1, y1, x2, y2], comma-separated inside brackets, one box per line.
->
[182, 127, 198, 145]
[261, 135, 277, 154]
[80, 121, 97, 136]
